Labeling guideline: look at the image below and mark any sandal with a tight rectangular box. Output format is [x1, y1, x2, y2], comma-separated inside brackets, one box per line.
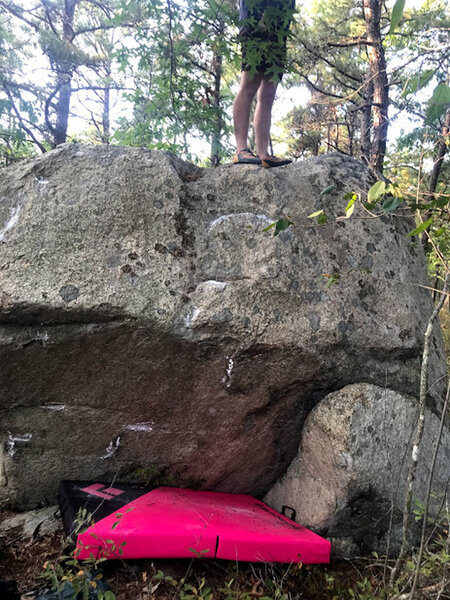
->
[233, 148, 262, 165]
[260, 155, 292, 169]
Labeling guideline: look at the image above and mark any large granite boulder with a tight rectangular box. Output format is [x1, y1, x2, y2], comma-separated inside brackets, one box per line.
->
[265, 383, 450, 556]
[0, 145, 446, 516]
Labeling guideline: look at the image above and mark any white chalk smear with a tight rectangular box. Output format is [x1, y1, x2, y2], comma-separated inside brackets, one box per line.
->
[222, 356, 234, 387]
[124, 422, 154, 432]
[209, 213, 272, 232]
[101, 436, 121, 460]
[6, 432, 32, 457]
[0, 205, 21, 242]
[40, 404, 65, 411]
[36, 331, 50, 343]
[184, 306, 200, 328]
[199, 280, 228, 291]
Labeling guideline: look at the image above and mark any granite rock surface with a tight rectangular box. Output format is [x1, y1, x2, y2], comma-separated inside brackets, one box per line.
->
[0, 145, 446, 519]
[265, 383, 450, 556]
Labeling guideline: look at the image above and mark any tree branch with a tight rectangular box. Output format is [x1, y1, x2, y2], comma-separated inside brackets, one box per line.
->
[3, 84, 47, 153]
[297, 37, 364, 84]
[0, 0, 41, 31]
[410, 379, 450, 600]
[391, 273, 450, 586]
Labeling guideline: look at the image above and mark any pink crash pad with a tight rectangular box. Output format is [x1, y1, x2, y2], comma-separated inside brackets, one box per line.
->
[59, 482, 330, 563]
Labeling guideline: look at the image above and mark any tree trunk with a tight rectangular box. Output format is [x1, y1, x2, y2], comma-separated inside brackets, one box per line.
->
[102, 62, 112, 144]
[428, 107, 450, 199]
[422, 107, 450, 252]
[363, 0, 389, 172]
[53, 74, 72, 146]
[52, 0, 77, 147]
[360, 78, 373, 162]
[210, 31, 224, 167]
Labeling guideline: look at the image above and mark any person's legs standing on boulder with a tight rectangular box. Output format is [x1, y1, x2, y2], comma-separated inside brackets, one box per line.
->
[233, 0, 295, 168]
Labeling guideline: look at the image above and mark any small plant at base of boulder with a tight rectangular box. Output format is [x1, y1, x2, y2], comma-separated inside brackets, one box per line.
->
[135, 464, 175, 488]
[37, 509, 117, 600]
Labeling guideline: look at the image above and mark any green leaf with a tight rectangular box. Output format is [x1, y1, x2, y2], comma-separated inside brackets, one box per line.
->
[438, 238, 448, 253]
[389, 0, 405, 34]
[317, 213, 328, 225]
[367, 181, 386, 203]
[425, 83, 450, 125]
[307, 209, 324, 218]
[324, 272, 340, 288]
[401, 70, 434, 98]
[434, 196, 449, 208]
[345, 203, 355, 218]
[274, 217, 293, 236]
[381, 196, 400, 212]
[321, 184, 334, 196]
[407, 217, 433, 237]
[344, 195, 356, 218]
[262, 222, 277, 232]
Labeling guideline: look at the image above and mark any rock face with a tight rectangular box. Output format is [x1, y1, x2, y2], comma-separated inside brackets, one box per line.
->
[265, 383, 450, 556]
[0, 145, 446, 537]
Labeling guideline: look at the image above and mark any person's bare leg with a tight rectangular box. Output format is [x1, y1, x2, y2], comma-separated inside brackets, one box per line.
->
[254, 76, 278, 159]
[233, 71, 263, 152]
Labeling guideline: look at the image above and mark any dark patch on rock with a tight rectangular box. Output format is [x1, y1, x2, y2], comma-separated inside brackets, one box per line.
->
[338, 321, 348, 334]
[359, 255, 373, 270]
[59, 285, 79, 303]
[211, 308, 233, 324]
[331, 491, 404, 555]
[306, 312, 320, 332]
[106, 255, 121, 268]
[175, 187, 196, 252]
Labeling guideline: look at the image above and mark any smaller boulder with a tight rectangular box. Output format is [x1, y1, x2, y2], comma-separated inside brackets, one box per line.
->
[265, 383, 449, 557]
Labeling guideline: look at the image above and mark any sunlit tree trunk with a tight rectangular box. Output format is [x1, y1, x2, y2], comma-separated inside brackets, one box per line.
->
[102, 61, 112, 144]
[210, 44, 223, 167]
[363, 0, 389, 172]
[428, 107, 450, 198]
[48, 0, 77, 147]
[360, 77, 373, 162]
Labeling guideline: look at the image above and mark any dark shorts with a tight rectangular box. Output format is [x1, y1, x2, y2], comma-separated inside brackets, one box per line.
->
[240, 27, 288, 80]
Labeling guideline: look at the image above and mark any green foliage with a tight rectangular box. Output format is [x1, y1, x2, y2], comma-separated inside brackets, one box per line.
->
[307, 209, 328, 224]
[112, 0, 238, 162]
[425, 82, 450, 125]
[135, 464, 175, 487]
[408, 217, 433, 238]
[367, 181, 386, 203]
[39, 509, 117, 600]
[401, 69, 434, 98]
[321, 184, 334, 196]
[343, 192, 356, 218]
[263, 216, 294, 236]
[0, 13, 40, 164]
[282, 0, 448, 170]
[388, 0, 406, 34]
[323, 272, 341, 288]
[147, 569, 214, 600]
